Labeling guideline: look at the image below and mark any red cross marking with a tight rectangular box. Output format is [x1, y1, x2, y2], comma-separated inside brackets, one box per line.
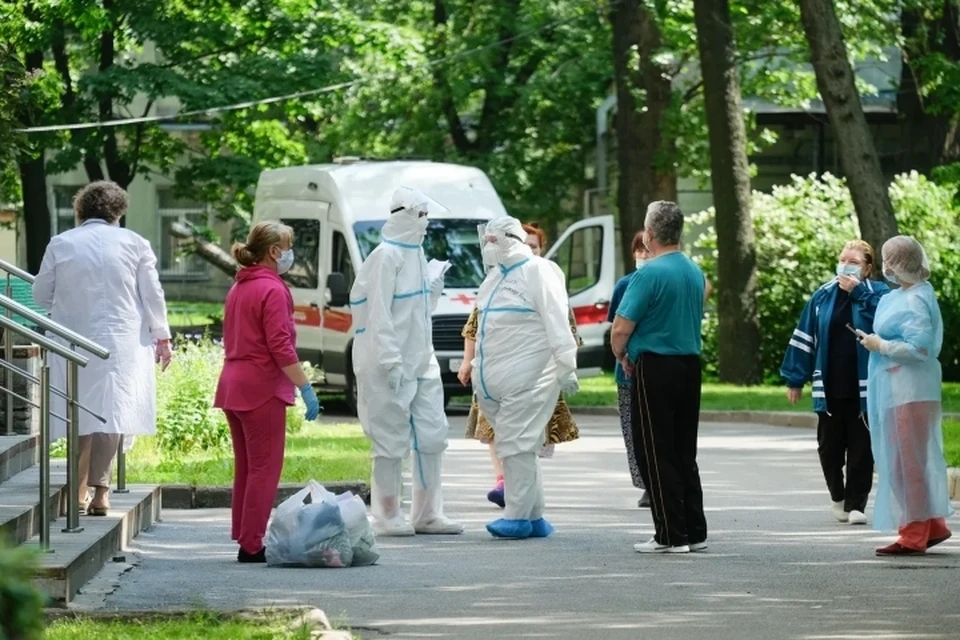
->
[452, 293, 476, 305]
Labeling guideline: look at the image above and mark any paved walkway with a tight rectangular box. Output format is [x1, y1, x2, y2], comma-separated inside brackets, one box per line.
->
[96, 412, 960, 639]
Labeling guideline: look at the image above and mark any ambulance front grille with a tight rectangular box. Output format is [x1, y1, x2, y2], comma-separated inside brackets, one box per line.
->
[432, 314, 470, 352]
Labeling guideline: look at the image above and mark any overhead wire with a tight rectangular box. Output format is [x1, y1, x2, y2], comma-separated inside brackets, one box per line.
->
[16, 1, 617, 134]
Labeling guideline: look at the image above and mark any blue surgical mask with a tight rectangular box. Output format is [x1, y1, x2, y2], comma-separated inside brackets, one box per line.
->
[836, 263, 861, 279]
[277, 249, 295, 275]
[883, 270, 899, 285]
[635, 258, 648, 270]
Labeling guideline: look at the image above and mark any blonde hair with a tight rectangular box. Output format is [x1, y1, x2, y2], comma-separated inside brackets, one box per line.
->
[232, 221, 293, 268]
[843, 239, 875, 268]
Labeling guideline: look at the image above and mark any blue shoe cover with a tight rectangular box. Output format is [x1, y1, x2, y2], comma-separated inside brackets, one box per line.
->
[486, 518, 533, 539]
[486, 486, 505, 508]
[529, 518, 555, 538]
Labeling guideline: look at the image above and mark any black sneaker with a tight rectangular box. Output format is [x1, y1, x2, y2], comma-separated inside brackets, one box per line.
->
[237, 547, 266, 563]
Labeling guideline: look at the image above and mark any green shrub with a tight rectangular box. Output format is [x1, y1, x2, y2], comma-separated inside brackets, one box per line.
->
[691, 172, 960, 382]
[0, 543, 46, 640]
[155, 337, 308, 460]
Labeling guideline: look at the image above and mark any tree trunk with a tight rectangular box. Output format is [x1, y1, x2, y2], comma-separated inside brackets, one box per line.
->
[19, 155, 51, 275]
[797, 0, 898, 254]
[897, 1, 960, 174]
[609, 0, 677, 275]
[17, 47, 51, 275]
[169, 221, 238, 278]
[693, 0, 761, 384]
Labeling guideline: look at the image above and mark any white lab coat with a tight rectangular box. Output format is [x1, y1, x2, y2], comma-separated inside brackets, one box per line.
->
[33, 220, 171, 445]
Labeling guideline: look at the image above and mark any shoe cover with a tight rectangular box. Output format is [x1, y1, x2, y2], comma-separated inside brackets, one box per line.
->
[373, 515, 415, 537]
[414, 515, 464, 535]
[486, 518, 533, 539]
[529, 518, 555, 538]
[487, 485, 506, 508]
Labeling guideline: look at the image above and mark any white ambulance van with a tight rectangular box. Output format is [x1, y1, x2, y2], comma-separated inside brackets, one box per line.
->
[252, 159, 617, 413]
[252, 159, 506, 412]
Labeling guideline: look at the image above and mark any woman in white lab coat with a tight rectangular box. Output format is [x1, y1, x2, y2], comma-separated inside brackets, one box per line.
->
[33, 181, 171, 516]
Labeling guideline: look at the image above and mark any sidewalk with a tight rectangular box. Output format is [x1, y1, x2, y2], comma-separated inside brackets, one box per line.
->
[92, 415, 960, 639]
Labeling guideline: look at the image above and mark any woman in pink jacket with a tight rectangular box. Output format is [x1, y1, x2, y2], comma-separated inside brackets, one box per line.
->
[214, 221, 321, 563]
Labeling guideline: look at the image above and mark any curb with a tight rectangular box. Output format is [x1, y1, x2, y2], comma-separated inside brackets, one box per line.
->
[568, 406, 820, 428]
[161, 482, 370, 509]
[950, 468, 960, 501]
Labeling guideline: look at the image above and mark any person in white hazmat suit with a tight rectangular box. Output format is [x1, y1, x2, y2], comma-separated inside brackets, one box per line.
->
[474, 217, 580, 539]
[350, 186, 464, 537]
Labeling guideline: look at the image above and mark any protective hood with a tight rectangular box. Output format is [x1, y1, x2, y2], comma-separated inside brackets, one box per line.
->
[380, 186, 448, 247]
[482, 216, 530, 268]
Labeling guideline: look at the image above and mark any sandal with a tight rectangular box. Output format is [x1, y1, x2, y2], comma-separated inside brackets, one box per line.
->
[87, 505, 109, 516]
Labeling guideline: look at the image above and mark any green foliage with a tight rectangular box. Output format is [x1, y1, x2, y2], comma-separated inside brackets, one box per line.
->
[155, 337, 307, 460]
[47, 611, 316, 640]
[0, 543, 46, 640]
[691, 172, 960, 382]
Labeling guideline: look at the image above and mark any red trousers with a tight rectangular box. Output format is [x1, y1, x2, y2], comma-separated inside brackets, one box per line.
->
[898, 518, 951, 552]
[225, 397, 287, 554]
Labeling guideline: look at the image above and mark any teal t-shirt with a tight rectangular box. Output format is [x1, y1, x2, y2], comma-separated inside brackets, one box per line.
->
[616, 252, 705, 360]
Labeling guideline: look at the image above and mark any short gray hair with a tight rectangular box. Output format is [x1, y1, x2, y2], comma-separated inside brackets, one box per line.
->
[644, 201, 684, 246]
[73, 180, 129, 224]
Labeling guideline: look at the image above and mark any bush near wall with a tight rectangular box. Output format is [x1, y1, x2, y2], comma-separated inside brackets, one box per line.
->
[0, 543, 45, 640]
[691, 172, 960, 383]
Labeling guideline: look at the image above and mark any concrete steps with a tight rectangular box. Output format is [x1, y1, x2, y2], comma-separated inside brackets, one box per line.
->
[0, 436, 160, 606]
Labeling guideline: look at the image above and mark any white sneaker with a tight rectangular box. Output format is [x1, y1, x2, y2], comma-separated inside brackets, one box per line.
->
[848, 510, 867, 525]
[373, 516, 416, 537]
[832, 501, 849, 523]
[413, 515, 464, 535]
[690, 541, 708, 552]
[634, 537, 690, 554]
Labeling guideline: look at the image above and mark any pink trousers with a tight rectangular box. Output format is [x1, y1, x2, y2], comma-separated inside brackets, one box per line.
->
[225, 397, 287, 554]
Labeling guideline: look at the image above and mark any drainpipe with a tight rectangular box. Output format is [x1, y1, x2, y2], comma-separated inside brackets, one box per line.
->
[595, 94, 618, 199]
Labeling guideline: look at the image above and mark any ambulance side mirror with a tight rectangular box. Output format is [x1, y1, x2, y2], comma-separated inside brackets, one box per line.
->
[326, 272, 349, 308]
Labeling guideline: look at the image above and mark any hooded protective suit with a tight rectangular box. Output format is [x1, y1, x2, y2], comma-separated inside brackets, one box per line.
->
[350, 186, 463, 537]
[473, 216, 579, 539]
[864, 236, 953, 532]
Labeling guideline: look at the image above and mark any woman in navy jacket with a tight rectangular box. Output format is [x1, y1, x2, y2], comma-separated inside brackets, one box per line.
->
[781, 240, 889, 526]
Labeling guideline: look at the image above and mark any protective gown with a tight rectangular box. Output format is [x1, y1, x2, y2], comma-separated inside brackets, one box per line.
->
[350, 187, 463, 537]
[473, 217, 579, 539]
[867, 281, 953, 532]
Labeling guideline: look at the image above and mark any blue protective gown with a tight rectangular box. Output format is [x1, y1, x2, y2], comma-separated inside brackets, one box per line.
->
[866, 281, 953, 531]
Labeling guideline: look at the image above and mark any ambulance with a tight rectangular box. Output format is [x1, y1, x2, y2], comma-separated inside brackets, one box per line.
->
[252, 159, 616, 413]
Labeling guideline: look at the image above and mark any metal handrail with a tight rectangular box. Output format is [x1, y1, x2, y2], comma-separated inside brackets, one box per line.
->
[0, 258, 35, 284]
[0, 296, 110, 361]
[0, 358, 106, 424]
[0, 315, 89, 366]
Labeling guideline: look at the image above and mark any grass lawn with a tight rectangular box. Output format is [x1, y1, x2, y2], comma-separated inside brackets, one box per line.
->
[505, 372, 960, 413]
[167, 301, 224, 327]
[120, 423, 370, 486]
[944, 420, 960, 468]
[46, 613, 319, 640]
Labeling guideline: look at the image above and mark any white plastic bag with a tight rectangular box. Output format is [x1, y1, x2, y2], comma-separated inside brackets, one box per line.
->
[264, 480, 379, 568]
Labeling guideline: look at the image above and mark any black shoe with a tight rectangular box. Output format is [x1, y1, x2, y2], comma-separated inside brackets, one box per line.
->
[638, 491, 651, 508]
[238, 547, 266, 563]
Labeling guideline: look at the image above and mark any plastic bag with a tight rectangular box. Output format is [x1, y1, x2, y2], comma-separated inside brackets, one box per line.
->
[264, 480, 379, 568]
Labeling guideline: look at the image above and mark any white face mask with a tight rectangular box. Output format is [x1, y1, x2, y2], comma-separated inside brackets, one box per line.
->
[482, 243, 499, 266]
[635, 258, 648, 270]
[415, 215, 429, 236]
[836, 263, 861, 279]
[277, 249, 294, 275]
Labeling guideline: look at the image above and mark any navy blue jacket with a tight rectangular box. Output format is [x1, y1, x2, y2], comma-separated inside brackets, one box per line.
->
[780, 278, 889, 413]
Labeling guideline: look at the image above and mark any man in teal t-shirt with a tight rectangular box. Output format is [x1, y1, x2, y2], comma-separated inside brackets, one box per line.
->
[611, 200, 707, 555]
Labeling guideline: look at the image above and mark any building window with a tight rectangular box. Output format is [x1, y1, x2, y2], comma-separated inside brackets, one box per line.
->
[52, 186, 82, 234]
[157, 188, 210, 279]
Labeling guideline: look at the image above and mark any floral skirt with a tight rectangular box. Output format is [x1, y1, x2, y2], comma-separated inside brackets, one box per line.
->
[465, 394, 579, 455]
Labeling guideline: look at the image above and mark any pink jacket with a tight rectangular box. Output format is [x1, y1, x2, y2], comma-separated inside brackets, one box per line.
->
[214, 266, 298, 412]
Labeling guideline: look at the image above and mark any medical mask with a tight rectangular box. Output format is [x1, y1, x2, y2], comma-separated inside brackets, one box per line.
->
[416, 215, 429, 235]
[635, 258, 648, 270]
[482, 243, 500, 266]
[836, 263, 861, 279]
[883, 270, 899, 285]
[277, 249, 295, 275]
